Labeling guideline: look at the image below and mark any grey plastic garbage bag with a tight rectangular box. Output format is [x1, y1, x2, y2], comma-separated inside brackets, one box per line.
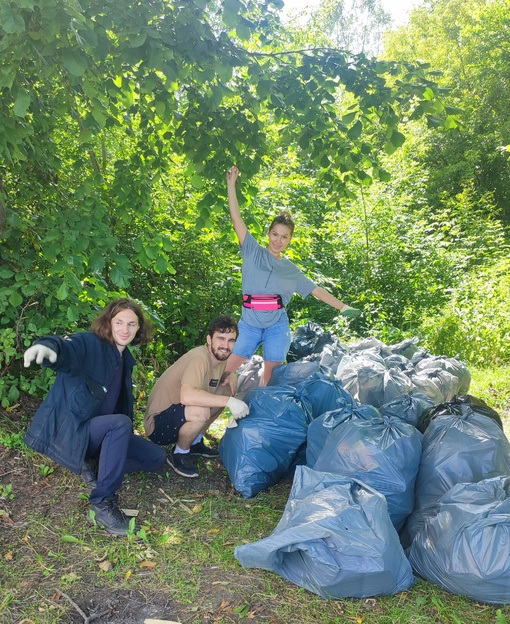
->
[349, 337, 392, 357]
[235, 466, 415, 599]
[415, 355, 471, 395]
[380, 393, 435, 428]
[219, 386, 313, 498]
[384, 354, 412, 371]
[417, 394, 504, 434]
[287, 322, 336, 362]
[388, 336, 420, 359]
[304, 342, 348, 373]
[402, 411, 510, 547]
[313, 412, 423, 530]
[337, 364, 413, 409]
[236, 355, 263, 399]
[407, 476, 510, 604]
[405, 368, 458, 404]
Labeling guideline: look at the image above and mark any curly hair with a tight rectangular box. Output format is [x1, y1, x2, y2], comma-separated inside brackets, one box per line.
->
[207, 314, 238, 339]
[269, 210, 295, 236]
[91, 298, 153, 346]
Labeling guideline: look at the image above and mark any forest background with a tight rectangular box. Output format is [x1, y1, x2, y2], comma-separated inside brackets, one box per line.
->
[1, 0, 510, 623]
[1, 0, 509, 409]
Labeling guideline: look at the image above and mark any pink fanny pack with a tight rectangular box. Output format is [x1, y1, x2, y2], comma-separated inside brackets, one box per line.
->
[242, 294, 284, 311]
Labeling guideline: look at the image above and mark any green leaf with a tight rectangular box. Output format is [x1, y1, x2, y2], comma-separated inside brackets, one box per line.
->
[61, 49, 88, 77]
[341, 112, 357, 124]
[67, 307, 80, 322]
[88, 250, 105, 272]
[422, 87, 435, 101]
[155, 256, 168, 274]
[217, 64, 233, 83]
[0, 5, 26, 34]
[129, 32, 147, 48]
[0, 67, 15, 89]
[110, 265, 132, 288]
[13, 90, 31, 117]
[61, 535, 81, 543]
[56, 282, 68, 301]
[91, 105, 107, 128]
[389, 130, 406, 147]
[8, 291, 22, 307]
[191, 174, 204, 189]
[0, 268, 14, 279]
[347, 120, 362, 141]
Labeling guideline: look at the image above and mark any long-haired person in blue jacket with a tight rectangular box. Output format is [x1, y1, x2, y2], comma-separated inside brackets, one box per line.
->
[23, 298, 166, 536]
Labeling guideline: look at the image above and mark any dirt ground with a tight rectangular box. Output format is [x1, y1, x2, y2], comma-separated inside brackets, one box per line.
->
[0, 395, 299, 624]
[3, 392, 510, 624]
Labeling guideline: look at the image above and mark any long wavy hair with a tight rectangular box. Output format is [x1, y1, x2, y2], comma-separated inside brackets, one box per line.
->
[91, 298, 153, 346]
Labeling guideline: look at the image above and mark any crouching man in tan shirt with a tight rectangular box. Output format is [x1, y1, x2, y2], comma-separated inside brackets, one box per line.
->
[145, 315, 249, 478]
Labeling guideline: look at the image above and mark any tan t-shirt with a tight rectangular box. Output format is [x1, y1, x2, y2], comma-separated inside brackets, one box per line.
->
[144, 345, 227, 436]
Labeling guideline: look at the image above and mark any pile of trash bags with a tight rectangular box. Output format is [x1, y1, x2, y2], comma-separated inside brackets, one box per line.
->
[220, 322, 510, 604]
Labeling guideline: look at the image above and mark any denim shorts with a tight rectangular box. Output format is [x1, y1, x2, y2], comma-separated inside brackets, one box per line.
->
[232, 315, 291, 362]
[148, 403, 186, 445]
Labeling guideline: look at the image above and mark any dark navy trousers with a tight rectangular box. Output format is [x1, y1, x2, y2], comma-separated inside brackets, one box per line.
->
[86, 413, 166, 504]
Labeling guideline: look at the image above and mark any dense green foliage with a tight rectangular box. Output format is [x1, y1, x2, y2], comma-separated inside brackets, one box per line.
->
[0, 0, 508, 407]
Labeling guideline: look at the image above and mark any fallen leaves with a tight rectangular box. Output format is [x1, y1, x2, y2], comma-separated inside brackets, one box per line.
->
[97, 560, 113, 573]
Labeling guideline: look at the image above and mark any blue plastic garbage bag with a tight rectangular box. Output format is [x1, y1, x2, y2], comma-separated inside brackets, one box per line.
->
[235, 467, 415, 599]
[402, 411, 510, 547]
[268, 360, 322, 387]
[295, 372, 354, 419]
[219, 386, 313, 498]
[314, 412, 423, 530]
[306, 402, 376, 469]
[380, 393, 434, 428]
[407, 476, 510, 604]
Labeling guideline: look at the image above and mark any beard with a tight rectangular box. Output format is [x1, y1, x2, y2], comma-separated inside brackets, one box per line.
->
[210, 346, 231, 362]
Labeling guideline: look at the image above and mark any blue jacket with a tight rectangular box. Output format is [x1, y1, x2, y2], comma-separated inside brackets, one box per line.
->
[23, 332, 135, 474]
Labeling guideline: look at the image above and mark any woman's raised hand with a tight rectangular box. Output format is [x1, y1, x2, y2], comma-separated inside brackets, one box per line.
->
[226, 165, 239, 185]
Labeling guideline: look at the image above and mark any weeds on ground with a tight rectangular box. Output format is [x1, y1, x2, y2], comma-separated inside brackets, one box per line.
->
[1, 368, 510, 623]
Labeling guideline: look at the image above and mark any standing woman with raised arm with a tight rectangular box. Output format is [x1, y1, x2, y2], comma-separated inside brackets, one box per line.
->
[225, 165, 361, 386]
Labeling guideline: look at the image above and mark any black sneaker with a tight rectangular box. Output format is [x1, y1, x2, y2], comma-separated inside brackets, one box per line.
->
[80, 458, 98, 489]
[190, 440, 219, 457]
[88, 498, 134, 536]
[167, 452, 199, 478]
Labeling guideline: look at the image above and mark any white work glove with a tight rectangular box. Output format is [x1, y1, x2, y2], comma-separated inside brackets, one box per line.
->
[226, 396, 249, 426]
[24, 344, 57, 367]
[340, 305, 362, 318]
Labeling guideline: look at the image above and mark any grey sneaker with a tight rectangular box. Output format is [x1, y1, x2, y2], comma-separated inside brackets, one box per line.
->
[167, 452, 199, 478]
[88, 498, 134, 536]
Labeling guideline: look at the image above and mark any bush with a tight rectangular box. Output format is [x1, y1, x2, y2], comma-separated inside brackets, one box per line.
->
[419, 258, 510, 367]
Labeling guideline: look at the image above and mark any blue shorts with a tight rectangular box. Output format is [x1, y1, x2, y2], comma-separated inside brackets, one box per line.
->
[233, 315, 291, 362]
[148, 404, 186, 446]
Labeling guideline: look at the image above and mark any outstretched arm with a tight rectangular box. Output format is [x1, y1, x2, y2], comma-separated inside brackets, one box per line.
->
[311, 287, 361, 317]
[226, 166, 248, 244]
